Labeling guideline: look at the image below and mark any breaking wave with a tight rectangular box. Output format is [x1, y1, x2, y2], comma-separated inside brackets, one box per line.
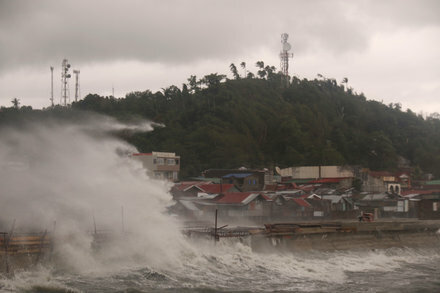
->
[2, 245, 439, 292]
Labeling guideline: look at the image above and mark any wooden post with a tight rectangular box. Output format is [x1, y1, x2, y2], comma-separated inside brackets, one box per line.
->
[4, 219, 16, 275]
[214, 209, 218, 244]
[121, 206, 125, 234]
[36, 230, 47, 264]
[93, 215, 97, 235]
[3, 233, 8, 274]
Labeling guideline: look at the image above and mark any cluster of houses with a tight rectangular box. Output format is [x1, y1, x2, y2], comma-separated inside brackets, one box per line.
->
[168, 165, 440, 224]
[129, 152, 440, 224]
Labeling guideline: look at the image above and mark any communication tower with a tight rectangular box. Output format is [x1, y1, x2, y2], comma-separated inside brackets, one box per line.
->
[280, 33, 294, 85]
[61, 59, 71, 106]
[73, 70, 80, 102]
[50, 66, 54, 107]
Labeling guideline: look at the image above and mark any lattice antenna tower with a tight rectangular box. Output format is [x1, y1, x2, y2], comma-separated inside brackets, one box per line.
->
[280, 33, 293, 85]
[50, 66, 54, 107]
[61, 59, 71, 106]
[73, 70, 80, 102]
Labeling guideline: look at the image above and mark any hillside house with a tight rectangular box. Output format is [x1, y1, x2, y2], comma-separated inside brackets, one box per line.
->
[132, 152, 180, 181]
[194, 192, 272, 222]
[222, 173, 262, 192]
[171, 181, 238, 198]
[321, 195, 355, 212]
[361, 170, 401, 194]
[202, 169, 266, 191]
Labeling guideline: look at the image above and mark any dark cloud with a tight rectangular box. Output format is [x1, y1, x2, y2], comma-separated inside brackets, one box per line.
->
[0, 0, 384, 73]
[0, 0, 439, 113]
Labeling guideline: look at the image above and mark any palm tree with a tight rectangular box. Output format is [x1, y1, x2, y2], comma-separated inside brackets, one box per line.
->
[240, 62, 246, 78]
[256, 61, 266, 79]
[229, 63, 240, 80]
[11, 98, 20, 109]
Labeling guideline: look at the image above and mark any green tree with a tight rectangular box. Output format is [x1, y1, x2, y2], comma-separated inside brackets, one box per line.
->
[11, 98, 20, 109]
[229, 63, 240, 80]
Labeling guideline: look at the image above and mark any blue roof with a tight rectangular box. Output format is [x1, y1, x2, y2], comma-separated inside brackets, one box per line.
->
[223, 173, 252, 178]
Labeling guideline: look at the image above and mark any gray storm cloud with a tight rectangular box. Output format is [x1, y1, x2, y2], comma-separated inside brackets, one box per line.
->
[0, 0, 439, 113]
[4, 0, 438, 72]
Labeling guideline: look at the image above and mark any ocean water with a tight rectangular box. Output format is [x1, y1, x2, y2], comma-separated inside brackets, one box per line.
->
[1, 241, 439, 293]
[1, 118, 439, 292]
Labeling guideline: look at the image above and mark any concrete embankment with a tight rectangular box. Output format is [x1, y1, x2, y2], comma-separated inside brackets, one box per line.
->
[250, 219, 440, 252]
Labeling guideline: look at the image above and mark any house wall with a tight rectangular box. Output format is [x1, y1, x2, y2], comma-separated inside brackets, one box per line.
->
[241, 174, 263, 191]
[280, 166, 354, 179]
[132, 152, 180, 181]
[418, 199, 440, 219]
[362, 176, 387, 193]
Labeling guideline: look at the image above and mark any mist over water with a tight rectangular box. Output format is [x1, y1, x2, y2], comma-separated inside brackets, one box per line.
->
[0, 114, 439, 292]
[0, 115, 186, 272]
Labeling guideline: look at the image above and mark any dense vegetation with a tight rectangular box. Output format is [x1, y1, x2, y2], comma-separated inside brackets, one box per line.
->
[2, 62, 440, 179]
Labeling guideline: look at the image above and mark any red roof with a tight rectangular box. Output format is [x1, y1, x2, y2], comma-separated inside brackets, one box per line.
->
[308, 177, 350, 184]
[198, 184, 235, 194]
[173, 181, 204, 191]
[264, 184, 278, 191]
[299, 185, 315, 192]
[401, 189, 440, 196]
[292, 198, 312, 208]
[132, 153, 152, 156]
[215, 192, 255, 204]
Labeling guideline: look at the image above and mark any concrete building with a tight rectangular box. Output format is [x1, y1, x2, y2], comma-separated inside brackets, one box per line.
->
[279, 166, 354, 179]
[132, 152, 180, 181]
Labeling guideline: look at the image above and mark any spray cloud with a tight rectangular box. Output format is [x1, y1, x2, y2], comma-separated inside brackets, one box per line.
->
[0, 113, 184, 272]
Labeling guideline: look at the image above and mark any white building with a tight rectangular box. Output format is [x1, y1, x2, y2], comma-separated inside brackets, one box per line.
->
[132, 151, 180, 181]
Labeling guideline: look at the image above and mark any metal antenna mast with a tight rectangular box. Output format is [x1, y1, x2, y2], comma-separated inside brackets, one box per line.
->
[50, 66, 54, 107]
[61, 59, 71, 106]
[73, 70, 80, 102]
[280, 33, 294, 86]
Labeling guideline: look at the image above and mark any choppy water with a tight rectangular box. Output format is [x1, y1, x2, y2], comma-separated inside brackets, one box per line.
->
[1, 243, 439, 293]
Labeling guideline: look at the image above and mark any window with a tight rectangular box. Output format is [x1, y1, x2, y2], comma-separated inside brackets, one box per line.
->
[167, 159, 176, 165]
[156, 158, 164, 165]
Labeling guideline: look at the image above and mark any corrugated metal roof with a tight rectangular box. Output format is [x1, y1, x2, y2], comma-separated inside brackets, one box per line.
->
[173, 181, 204, 191]
[426, 180, 440, 185]
[215, 192, 257, 204]
[284, 179, 311, 184]
[190, 177, 221, 183]
[361, 193, 388, 200]
[223, 173, 252, 179]
[198, 184, 236, 194]
[179, 200, 201, 211]
[292, 198, 312, 208]
[322, 195, 343, 204]
[309, 178, 350, 184]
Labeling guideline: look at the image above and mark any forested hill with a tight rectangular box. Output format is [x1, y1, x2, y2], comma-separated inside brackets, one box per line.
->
[2, 70, 440, 179]
[68, 71, 440, 179]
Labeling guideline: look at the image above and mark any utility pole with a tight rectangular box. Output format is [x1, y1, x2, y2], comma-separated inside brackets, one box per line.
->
[50, 66, 54, 107]
[73, 70, 80, 102]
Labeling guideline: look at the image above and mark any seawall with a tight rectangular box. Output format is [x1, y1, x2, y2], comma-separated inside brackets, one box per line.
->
[250, 220, 440, 252]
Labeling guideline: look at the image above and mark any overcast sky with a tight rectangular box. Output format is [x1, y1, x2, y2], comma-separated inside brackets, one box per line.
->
[0, 0, 439, 114]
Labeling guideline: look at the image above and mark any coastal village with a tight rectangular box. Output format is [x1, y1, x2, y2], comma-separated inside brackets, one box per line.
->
[133, 151, 440, 224]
